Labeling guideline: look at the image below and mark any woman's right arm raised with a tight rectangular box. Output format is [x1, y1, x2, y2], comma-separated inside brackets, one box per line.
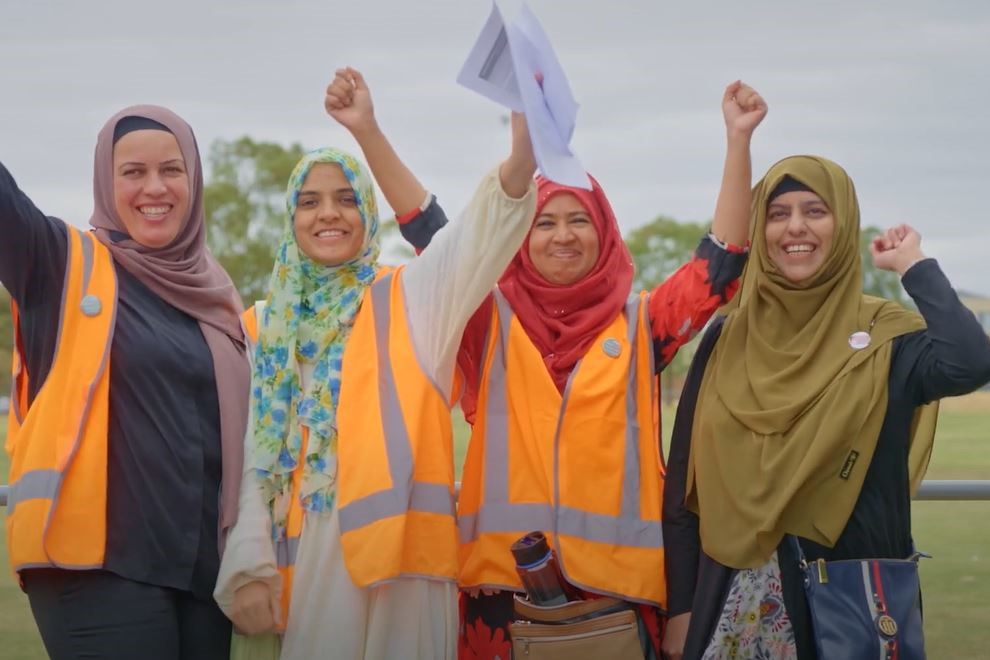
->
[0, 161, 69, 306]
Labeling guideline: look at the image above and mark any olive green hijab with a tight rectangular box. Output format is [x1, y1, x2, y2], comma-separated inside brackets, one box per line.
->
[686, 155, 936, 569]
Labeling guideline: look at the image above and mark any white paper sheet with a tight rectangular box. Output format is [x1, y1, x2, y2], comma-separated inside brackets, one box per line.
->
[457, 2, 590, 189]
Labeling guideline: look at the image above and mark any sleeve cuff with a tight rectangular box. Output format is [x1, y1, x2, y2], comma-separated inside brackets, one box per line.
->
[395, 191, 435, 224]
[707, 232, 749, 254]
[493, 165, 537, 203]
[900, 257, 937, 283]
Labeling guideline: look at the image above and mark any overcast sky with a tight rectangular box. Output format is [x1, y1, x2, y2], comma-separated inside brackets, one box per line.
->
[3, 0, 989, 293]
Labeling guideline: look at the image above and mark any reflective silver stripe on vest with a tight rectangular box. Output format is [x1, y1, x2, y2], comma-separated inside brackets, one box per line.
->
[80, 230, 95, 297]
[6, 469, 61, 515]
[459, 293, 662, 549]
[485, 290, 514, 505]
[621, 296, 643, 522]
[337, 272, 455, 535]
[275, 535, 300, 569]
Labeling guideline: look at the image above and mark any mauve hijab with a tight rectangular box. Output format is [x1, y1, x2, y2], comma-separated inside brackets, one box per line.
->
[89, 105, 250, 541]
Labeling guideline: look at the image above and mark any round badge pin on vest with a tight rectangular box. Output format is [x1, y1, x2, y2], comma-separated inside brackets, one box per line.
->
[602, 338, 622, 358]
[848, 331, 871, 350]
[80, 295, 102, 317]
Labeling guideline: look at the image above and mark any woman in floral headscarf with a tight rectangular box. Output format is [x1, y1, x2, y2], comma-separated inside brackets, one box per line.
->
[214, 71, 539, 659]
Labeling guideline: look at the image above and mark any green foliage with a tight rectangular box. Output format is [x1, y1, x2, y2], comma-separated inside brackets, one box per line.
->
[204, 137, 307, 305]
[623, 216, 711, 399]
[624, 216, 709, 295]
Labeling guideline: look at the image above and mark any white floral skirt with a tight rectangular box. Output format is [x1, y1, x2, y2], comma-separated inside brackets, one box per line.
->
[701, 551, 798, 660]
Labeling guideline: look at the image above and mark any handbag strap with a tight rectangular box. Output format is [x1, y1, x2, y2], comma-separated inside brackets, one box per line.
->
[787, 534, 928, 566]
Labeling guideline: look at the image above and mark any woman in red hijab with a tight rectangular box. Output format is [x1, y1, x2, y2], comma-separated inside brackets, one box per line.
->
[456, 81, 767, 659]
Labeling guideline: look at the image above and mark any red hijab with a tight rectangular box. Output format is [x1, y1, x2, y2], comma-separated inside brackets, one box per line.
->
[498, 175, 634, 391]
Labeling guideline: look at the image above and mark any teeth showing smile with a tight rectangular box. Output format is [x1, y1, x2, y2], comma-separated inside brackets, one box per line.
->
[784, 244, 815, 254]
[139, 205, 171, 217]
[316, 229, 346, 238]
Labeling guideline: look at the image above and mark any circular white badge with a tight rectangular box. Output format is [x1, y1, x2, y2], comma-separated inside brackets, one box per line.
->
[602, 338, 622, 358]
[80, 295, 102, 317]
[848, 331, 871, 350]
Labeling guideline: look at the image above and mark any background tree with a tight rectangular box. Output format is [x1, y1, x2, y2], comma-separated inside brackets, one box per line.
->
[625, 216, 709, 295]
[624, 216, 709, 405]
[204, 137, 307, 304]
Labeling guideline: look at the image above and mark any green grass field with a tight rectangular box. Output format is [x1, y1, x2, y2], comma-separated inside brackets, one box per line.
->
[1, 402, 987, 658]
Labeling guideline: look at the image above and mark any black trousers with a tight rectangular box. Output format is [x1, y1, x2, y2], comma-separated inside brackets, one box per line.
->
[23, 569, 231, 660]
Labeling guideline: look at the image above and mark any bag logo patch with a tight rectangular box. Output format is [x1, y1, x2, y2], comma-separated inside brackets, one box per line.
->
[876, 614, 898, 637]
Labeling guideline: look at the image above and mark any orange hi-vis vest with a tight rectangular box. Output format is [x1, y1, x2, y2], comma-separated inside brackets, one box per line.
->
[6, 226, 118, 573]
[337, 267, 458, 587]
[242, 267, 457, 617]
[458, 289, 667, 606]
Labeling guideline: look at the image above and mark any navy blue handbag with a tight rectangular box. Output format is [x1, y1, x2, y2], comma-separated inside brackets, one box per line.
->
[791, 537, 927, 660]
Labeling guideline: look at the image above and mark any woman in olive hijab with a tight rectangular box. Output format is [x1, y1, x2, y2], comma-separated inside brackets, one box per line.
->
[661, 155, 990, 659]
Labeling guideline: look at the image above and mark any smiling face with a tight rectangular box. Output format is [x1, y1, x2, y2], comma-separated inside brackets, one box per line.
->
[112, 129, 189, 248]
[527, 192, 601, 285]
[764, 189, 835, 283]
[292, 163, 366, 266]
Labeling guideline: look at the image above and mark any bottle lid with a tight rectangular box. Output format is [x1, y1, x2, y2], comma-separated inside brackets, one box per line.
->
[510, 531, 551, 567]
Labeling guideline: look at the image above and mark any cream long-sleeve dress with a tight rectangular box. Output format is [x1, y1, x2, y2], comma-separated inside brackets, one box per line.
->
[214, 168, 536, 660]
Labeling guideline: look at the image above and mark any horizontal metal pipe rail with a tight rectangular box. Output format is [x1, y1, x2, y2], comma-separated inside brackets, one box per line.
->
[1, 481, 988, 508]
[913, 480, 990, 501]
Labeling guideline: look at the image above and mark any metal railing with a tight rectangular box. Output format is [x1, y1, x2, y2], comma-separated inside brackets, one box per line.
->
[1, 480, 989, 508]
[913, 480, 990, 500]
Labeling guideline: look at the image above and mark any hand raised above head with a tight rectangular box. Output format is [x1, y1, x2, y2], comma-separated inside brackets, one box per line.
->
[498, 111, 538, 199]
[722, 80, 768, 138]
[325, 67, 378, 136]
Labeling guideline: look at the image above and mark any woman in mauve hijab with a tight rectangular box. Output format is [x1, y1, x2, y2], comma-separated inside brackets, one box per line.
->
[2, 107, 249, 659]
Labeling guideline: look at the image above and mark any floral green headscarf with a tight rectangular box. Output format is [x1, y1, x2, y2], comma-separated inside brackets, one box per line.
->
[250, 148, 380, 539]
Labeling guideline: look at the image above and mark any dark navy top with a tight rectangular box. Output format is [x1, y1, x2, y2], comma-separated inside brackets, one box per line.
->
[663, 258, 990, 659]
[1, 161, 222, 599]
